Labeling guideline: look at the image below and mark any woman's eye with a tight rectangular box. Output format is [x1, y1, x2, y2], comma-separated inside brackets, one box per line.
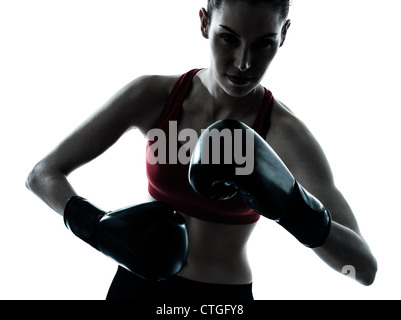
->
[255, 39, 273, 48]
[220, 33, 238, 45]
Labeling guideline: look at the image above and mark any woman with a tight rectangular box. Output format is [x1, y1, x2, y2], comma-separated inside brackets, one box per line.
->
[26, 0, 377, 300]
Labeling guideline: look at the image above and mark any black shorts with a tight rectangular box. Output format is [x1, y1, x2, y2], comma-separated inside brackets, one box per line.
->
[106, 266, 254, 300]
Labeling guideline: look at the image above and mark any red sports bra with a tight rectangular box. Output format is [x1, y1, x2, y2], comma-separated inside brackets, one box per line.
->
[146, 69, 274, 224]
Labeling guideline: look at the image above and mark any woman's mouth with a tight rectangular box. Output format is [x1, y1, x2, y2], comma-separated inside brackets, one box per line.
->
[226, 74, 253, 86]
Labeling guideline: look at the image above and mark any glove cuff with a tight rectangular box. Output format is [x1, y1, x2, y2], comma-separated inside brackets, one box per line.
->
[63, 196, 105, 250]
[278, 182, 331, 248]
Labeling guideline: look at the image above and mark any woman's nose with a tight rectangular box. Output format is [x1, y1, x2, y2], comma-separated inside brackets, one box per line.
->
[234, 46, 251, 71]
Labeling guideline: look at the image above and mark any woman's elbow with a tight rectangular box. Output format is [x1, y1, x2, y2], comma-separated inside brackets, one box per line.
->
[26, 164, 39, 192]
[26, 162, 48, 193]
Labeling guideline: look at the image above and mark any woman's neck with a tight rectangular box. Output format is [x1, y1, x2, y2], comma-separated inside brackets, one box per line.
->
[198, 68, 263, 113]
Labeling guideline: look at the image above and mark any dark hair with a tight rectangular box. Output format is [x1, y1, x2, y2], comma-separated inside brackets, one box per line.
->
[206, 0, 291, 24]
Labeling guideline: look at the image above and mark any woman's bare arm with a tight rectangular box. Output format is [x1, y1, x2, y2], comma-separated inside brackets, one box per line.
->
[26, 75, 176, 215]
[267, 100, 378, 285]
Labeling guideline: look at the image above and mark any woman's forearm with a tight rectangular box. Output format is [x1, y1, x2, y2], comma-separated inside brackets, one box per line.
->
[26, 162, 78, 216]
[313, 221, 377, 286]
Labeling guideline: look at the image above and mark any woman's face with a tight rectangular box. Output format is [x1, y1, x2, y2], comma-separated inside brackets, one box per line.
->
[201, 1, 290, 97]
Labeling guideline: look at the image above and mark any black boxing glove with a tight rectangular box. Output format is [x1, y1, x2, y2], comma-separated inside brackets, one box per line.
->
[64, 197, 188, 281]
[189, 119, 331, 248]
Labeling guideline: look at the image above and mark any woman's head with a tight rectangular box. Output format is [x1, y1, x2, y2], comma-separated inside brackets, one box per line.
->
[206, 0, 291, 25]
[200, 0, 291, 97]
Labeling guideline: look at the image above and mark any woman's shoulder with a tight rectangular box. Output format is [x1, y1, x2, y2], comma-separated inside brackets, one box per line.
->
[128, 73, 181, 102]
[269, 98, 306, 136]
[116, 73, 182, 133]
[267, 98, 331, 180]
[134, 69, 201, 98]
[139, 73, 181, 89]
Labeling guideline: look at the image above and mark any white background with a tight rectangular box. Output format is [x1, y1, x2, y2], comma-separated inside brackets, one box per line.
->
[1, 0, 400, 300]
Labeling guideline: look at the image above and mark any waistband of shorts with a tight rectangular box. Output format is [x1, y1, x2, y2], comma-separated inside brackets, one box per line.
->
[168, 275, 253, 288]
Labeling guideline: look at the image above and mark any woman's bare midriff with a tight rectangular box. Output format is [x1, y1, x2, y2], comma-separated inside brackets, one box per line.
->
[177, 212, 257, 285]
[148, 193, 257, 285]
